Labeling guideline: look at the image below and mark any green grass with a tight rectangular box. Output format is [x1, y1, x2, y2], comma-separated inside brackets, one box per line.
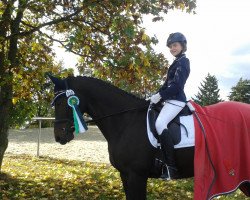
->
[0, 155, 248, 200]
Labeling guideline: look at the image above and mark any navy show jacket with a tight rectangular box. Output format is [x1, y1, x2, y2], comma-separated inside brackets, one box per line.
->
[158, 54, 190, 102]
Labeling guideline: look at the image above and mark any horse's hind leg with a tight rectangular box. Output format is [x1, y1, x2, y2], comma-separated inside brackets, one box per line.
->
[120, 172, 129, 197]
[125, 172, 148, 200]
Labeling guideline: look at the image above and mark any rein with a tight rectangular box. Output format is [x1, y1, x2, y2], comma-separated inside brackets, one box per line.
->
[85, 105, 148, 124]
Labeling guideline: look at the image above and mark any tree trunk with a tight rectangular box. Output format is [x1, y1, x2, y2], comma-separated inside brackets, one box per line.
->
[0, 85, 12, 172]
[0, 36, 14, 173]
[0, 0, 26, 172]
[0, 129, 9, 172]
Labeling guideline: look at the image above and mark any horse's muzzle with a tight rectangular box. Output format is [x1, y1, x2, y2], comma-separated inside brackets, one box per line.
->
[55, 133, 74, 145]
[54, 126, 75, 145]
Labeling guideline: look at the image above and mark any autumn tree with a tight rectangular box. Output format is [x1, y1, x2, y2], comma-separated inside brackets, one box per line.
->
[10, 39, 71, 128]
[228, 78, 250, 104]
[192, 73, 223, 106]
[0, 0, 196, 171]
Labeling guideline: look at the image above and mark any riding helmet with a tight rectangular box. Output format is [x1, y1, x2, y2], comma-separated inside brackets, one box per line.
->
[166, 32, 187, 51]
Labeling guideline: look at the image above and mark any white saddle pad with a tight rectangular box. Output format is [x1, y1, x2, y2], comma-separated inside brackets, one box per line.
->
[146, 110, 195, 149]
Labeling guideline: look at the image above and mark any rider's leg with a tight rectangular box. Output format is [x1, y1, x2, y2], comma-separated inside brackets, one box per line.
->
[155, 100, 186, 179]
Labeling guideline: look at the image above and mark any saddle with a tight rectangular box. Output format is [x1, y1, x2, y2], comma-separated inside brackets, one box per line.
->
[148, 101, 192, 146]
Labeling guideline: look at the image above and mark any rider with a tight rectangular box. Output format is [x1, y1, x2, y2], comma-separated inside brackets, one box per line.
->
[150, 32, 190, 179]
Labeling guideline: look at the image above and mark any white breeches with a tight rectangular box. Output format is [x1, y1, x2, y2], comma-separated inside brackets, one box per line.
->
[155, 100, 186, 135]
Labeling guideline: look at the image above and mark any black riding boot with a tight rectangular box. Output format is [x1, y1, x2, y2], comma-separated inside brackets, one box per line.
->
[159, 129, 179, 180]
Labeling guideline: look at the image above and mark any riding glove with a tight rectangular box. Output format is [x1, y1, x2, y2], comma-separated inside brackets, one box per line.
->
[150, 93, 161, 104]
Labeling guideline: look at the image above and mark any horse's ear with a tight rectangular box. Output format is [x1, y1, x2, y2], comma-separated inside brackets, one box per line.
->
[46, 73, 66, 91]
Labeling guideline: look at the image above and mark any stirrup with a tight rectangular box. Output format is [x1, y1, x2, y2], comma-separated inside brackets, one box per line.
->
[161, 166, 171, 180]
[160, 165, 178, 180]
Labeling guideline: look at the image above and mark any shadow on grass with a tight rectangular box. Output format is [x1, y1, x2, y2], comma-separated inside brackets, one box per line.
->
[1, 172, 123, 200]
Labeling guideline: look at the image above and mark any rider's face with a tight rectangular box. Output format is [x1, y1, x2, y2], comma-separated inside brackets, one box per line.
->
[169, 42, 183, 57]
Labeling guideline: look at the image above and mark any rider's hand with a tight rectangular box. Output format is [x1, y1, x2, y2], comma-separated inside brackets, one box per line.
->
[150, 93, 161, 104]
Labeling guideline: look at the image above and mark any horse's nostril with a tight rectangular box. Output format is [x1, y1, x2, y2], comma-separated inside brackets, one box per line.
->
[70, 126, 75, 132]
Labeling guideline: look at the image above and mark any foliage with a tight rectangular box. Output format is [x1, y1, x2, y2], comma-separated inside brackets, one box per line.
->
[10, 44, 58, 127]
[228, 78, 250, 104]
[10, 35, 76, 127]
[34, 0, 196, 96]
[192, 73, 223, 106]
[1, 154, 248, 200]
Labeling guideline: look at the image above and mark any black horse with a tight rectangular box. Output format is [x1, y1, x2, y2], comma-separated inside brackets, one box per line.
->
[49, 75, 194, 199]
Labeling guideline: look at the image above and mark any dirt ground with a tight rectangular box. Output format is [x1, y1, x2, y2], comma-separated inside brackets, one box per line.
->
[6, 126, 110, 163]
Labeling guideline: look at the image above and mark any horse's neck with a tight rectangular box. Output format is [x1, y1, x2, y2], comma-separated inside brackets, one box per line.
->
[78, 77, 145, 116]
[75, 77, 147, 141]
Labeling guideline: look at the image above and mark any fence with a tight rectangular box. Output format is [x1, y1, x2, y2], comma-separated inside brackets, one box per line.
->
[32, 117, 55, 157]
[32, 116, 92, 157]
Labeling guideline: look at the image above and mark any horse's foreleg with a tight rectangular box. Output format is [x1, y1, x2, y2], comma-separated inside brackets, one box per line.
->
[125, 172, 148, 200]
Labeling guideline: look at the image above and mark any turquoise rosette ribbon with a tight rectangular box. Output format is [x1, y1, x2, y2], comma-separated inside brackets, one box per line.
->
[67, 94, 88, 134]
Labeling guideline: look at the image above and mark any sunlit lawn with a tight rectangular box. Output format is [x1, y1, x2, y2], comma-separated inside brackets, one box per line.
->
[0, 155, 248, 200]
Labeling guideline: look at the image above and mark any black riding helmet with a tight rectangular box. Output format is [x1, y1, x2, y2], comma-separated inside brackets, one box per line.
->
[166, 32, 187, 52]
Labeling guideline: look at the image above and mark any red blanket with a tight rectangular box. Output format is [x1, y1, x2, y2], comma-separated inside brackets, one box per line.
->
[191, 101, 250, 200]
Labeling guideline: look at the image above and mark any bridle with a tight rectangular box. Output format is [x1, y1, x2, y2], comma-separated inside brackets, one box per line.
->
[51, 90, 73, 125]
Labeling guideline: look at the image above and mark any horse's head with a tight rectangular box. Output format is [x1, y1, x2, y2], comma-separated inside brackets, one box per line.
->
[48, 75, 76, 144]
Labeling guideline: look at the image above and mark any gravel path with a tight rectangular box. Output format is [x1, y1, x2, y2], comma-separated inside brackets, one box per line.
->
[6, 126, 110, 163]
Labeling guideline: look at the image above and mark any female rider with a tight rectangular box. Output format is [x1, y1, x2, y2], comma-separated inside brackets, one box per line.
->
[150, 32, 190, 179]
